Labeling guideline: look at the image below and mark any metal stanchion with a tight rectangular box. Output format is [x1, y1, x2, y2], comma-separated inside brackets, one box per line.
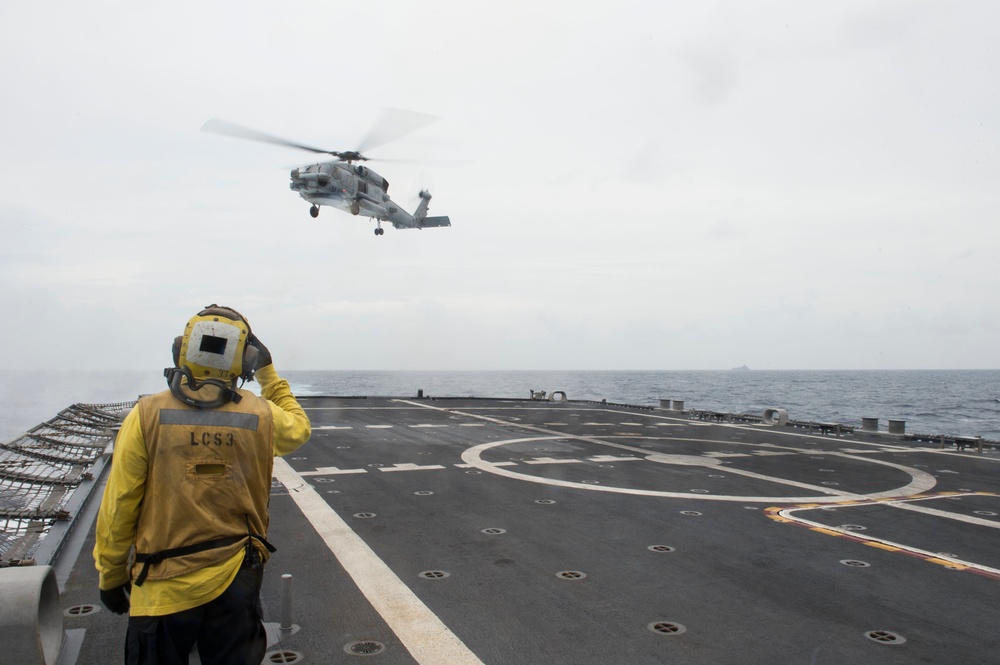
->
[280, 573, 294, 633]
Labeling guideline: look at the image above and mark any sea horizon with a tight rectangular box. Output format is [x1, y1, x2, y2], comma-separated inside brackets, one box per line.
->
[3, 369, 998, 443]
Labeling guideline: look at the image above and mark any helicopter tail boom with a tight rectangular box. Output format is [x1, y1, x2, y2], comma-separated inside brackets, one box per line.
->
[399, 189, 450, 229]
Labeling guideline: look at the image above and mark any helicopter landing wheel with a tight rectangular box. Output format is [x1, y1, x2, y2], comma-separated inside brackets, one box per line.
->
[374, 227, 384, 236]
[309, 205, 319, 218]
[350, 202, 361, 215]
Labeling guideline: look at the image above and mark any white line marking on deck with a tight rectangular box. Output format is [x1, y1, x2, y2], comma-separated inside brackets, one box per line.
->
[273, 457, 485, 665]
[380, 463, 447, 472]
[398, 400, 938, 503]
[300, 466, 368, 476]
[886, 500, 1000, 528]
[523, 457, 583, 465]
[588, 455, 644, 462]
[458, 436, 936, 503]
[777, 496, 1000, 577]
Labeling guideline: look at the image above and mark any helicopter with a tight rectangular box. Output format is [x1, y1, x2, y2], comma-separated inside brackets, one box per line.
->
[201, 110, 451, 236]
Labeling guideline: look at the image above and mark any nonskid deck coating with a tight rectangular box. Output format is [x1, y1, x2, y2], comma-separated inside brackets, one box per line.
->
[56, 396, 1000, 664]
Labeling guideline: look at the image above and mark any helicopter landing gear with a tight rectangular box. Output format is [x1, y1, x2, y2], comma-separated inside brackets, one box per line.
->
[309, 205, 319, 218]
[374, 227, 384, 236]
[350, 202, 360, 215]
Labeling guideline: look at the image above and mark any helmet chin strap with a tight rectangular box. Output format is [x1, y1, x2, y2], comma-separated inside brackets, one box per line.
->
[164, 367, 244, 409]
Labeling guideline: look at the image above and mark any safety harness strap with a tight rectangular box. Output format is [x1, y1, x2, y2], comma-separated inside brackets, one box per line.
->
[133, 533, 276, 586]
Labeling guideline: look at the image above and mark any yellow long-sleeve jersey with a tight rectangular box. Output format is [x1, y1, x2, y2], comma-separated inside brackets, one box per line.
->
[93, 364, 311, 616]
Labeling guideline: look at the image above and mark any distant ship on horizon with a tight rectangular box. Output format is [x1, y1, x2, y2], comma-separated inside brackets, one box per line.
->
[732, 364, 750, 370]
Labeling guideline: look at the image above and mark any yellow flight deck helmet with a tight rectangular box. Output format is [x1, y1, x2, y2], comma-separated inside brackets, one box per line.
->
[165, 305, 261, 408]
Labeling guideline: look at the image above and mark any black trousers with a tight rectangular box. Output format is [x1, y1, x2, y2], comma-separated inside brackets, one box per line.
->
[125, 563, 266, 665]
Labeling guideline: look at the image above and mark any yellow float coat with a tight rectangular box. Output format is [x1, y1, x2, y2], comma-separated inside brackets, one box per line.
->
[93, 365, 311, 616]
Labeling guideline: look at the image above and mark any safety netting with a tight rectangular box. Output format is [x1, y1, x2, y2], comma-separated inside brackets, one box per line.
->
[1, 402, 132, 563]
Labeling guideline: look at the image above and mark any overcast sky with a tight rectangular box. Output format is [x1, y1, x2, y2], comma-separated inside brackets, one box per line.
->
[1, 1, 998, 372]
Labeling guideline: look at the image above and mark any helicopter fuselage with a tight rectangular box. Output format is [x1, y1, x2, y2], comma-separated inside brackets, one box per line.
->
[202, 114, 450, 235]
[289, 161, 450, 235]
[291, 161, 392, 217]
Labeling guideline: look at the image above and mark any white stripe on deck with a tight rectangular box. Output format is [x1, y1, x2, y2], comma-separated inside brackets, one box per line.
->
[379, 463, 446, 472]
[299, 466, 368, 476]
[886, 500, 1000, 529]
[273, 457, 485, 665]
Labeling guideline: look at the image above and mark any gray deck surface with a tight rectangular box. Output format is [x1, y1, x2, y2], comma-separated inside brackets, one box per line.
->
[56, 396, 1000, 664]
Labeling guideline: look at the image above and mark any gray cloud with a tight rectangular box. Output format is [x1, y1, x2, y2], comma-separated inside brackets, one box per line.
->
[1, 1, 997, 371]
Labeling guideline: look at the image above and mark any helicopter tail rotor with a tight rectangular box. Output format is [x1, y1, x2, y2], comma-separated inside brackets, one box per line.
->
[410, 187, 450, 228]
[412, 189, 434, 222]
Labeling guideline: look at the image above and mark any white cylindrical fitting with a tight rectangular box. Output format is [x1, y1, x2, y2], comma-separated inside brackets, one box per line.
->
[888, 419, 906, 435]
[0, 565, 64, 665]
[763, 408, 789, 426]
[861, 417, 879, 432]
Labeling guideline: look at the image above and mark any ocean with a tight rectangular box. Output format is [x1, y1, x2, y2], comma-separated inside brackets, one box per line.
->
[2, 369, 999, 443]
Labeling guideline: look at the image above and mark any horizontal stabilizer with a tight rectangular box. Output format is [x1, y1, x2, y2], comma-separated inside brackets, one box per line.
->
[419, 216, 451, 228]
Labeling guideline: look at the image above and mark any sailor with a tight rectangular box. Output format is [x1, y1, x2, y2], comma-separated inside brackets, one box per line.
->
[93, 305, 311, 665]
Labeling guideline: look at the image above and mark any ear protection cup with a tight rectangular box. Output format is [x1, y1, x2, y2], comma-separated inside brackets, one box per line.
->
[241, 344, 260, 380]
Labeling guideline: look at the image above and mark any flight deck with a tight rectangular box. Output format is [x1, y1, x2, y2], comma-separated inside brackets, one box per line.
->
[30, 396, 1000, 663]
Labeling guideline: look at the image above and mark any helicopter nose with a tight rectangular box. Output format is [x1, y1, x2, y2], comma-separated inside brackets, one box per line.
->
[293, 172, 329, 186]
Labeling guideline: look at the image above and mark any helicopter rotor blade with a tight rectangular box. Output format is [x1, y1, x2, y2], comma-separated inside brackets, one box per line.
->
[356, 108, 438, 155]
[201, 118, 334, 156]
